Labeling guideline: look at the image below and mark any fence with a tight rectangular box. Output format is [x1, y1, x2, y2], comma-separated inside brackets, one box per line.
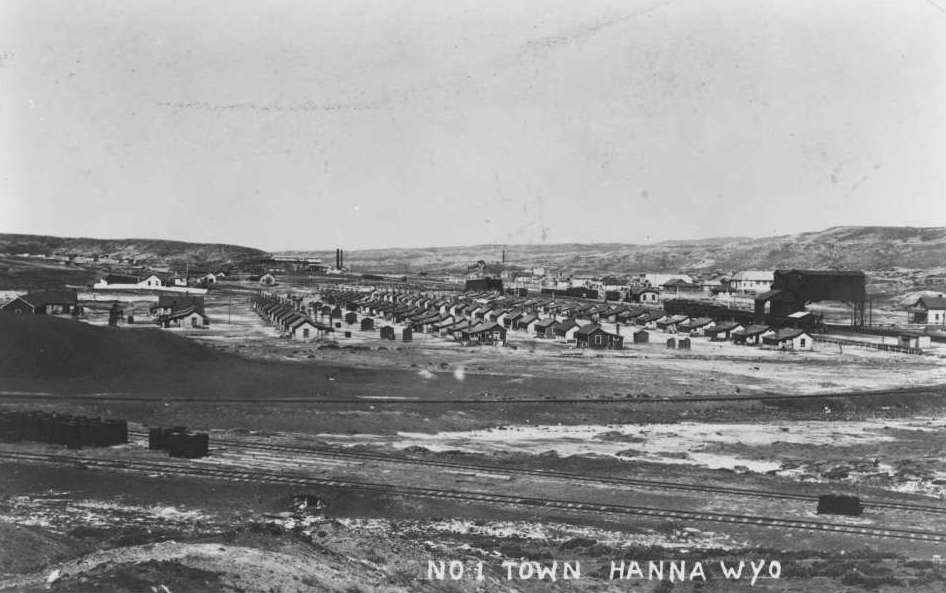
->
[814, 335, 925, 356]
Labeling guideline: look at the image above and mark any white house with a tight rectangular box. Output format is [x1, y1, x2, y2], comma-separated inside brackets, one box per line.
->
[761, 328, 813, 351]
[288, 317, 323, 340]
[94, 273, 163, 290]
[730, 271, 774, 294]
[157, 306, 209, 329]
[908, 296, 946, 325]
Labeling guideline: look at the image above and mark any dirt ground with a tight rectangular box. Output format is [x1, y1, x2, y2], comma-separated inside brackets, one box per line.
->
[3, 281, 946, 592]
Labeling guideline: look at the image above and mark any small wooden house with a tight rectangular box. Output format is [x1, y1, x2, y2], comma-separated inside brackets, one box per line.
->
[761, 328, 813, 350]
[575, 324, 624, 350]
[460, 322, 507, 346]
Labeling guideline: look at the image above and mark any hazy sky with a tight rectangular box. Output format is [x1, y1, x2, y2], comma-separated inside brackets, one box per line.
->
[2, 0, 945, 251]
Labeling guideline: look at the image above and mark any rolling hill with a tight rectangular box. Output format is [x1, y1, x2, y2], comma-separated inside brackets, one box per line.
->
[282, 226, 946, 275]
[0, 234, 266, 269]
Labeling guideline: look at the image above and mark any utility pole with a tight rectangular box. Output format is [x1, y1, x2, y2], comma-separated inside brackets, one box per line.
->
[228, 295, 232, 325]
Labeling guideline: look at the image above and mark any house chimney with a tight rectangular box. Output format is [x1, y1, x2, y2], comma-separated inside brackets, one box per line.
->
[616, 323, 621, 335]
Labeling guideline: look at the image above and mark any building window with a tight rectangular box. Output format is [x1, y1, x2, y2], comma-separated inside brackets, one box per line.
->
[303, 328, 310, 338]
[800, 338, 806, 347]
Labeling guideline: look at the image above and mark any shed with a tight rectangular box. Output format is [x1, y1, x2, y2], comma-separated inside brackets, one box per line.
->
[632, 329, 649, 344]
[402, 327, 413, 342]
[360, 317, 375, 331]
[380, 326, 396, 340]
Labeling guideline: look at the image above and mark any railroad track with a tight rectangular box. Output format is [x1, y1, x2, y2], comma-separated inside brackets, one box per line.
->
[128, 430, 946, 517]
[1, 385, 944, 405]
[2, 449, 944, 544]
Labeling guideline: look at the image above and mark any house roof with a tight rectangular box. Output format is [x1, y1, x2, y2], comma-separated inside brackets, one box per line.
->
[534, 318, 557, 329]
[770, 328, 809, 340]
[519, 313, 539, 324]
[19, 289, 79, 307]
[575, 323, 606, 336]
[466, 322, 505, 334]
[288, 316, 318, 329]
[735, 324, 771, 336]
[636, 311, 664, 322]
[916, 296, 946, 310]
[555, 319, 578, 332]
[103, 274, 139, 285]
[681, 317, 713, 328]
[164, 306, 207, 321]
[709, 321, 742, 332]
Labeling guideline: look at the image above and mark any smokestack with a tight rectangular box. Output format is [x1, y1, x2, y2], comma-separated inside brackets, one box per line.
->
[340, 249, 344, 270]
[335, 248, 340, 269]
[616, 324, 621, 335]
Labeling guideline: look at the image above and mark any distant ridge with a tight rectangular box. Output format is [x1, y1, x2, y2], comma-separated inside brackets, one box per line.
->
[0, 233, 266, 267]
[278, 226, 946, 274]
[4, 226, 944, 274]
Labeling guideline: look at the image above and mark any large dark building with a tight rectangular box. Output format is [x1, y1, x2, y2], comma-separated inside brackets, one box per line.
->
[465, 277, 503, 292]
[755, 270, 867, 325]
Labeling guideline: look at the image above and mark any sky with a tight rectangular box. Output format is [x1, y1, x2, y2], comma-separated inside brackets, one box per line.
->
[1, 0, 945, 251]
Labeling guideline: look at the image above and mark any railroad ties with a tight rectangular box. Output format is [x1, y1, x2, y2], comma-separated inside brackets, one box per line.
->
[0, 448, 944, 545]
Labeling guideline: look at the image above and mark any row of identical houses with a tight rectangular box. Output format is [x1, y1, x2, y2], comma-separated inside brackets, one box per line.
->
[252, 293, 334, 339]
[502, 270, 780, 301]
[315, 289, 667, 349]
[315, 288, 822, 351]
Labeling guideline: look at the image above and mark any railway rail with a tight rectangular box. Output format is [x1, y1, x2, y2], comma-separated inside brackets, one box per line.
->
[2, 449, 944, 544]
[128, 430, 946, 517]
[1, 385, 944, 405]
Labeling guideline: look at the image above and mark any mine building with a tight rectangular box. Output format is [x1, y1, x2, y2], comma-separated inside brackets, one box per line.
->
[755, 270, 866, 326]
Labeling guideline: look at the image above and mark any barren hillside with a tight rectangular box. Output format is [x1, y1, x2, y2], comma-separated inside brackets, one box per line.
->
[282, 226, 946, 274]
